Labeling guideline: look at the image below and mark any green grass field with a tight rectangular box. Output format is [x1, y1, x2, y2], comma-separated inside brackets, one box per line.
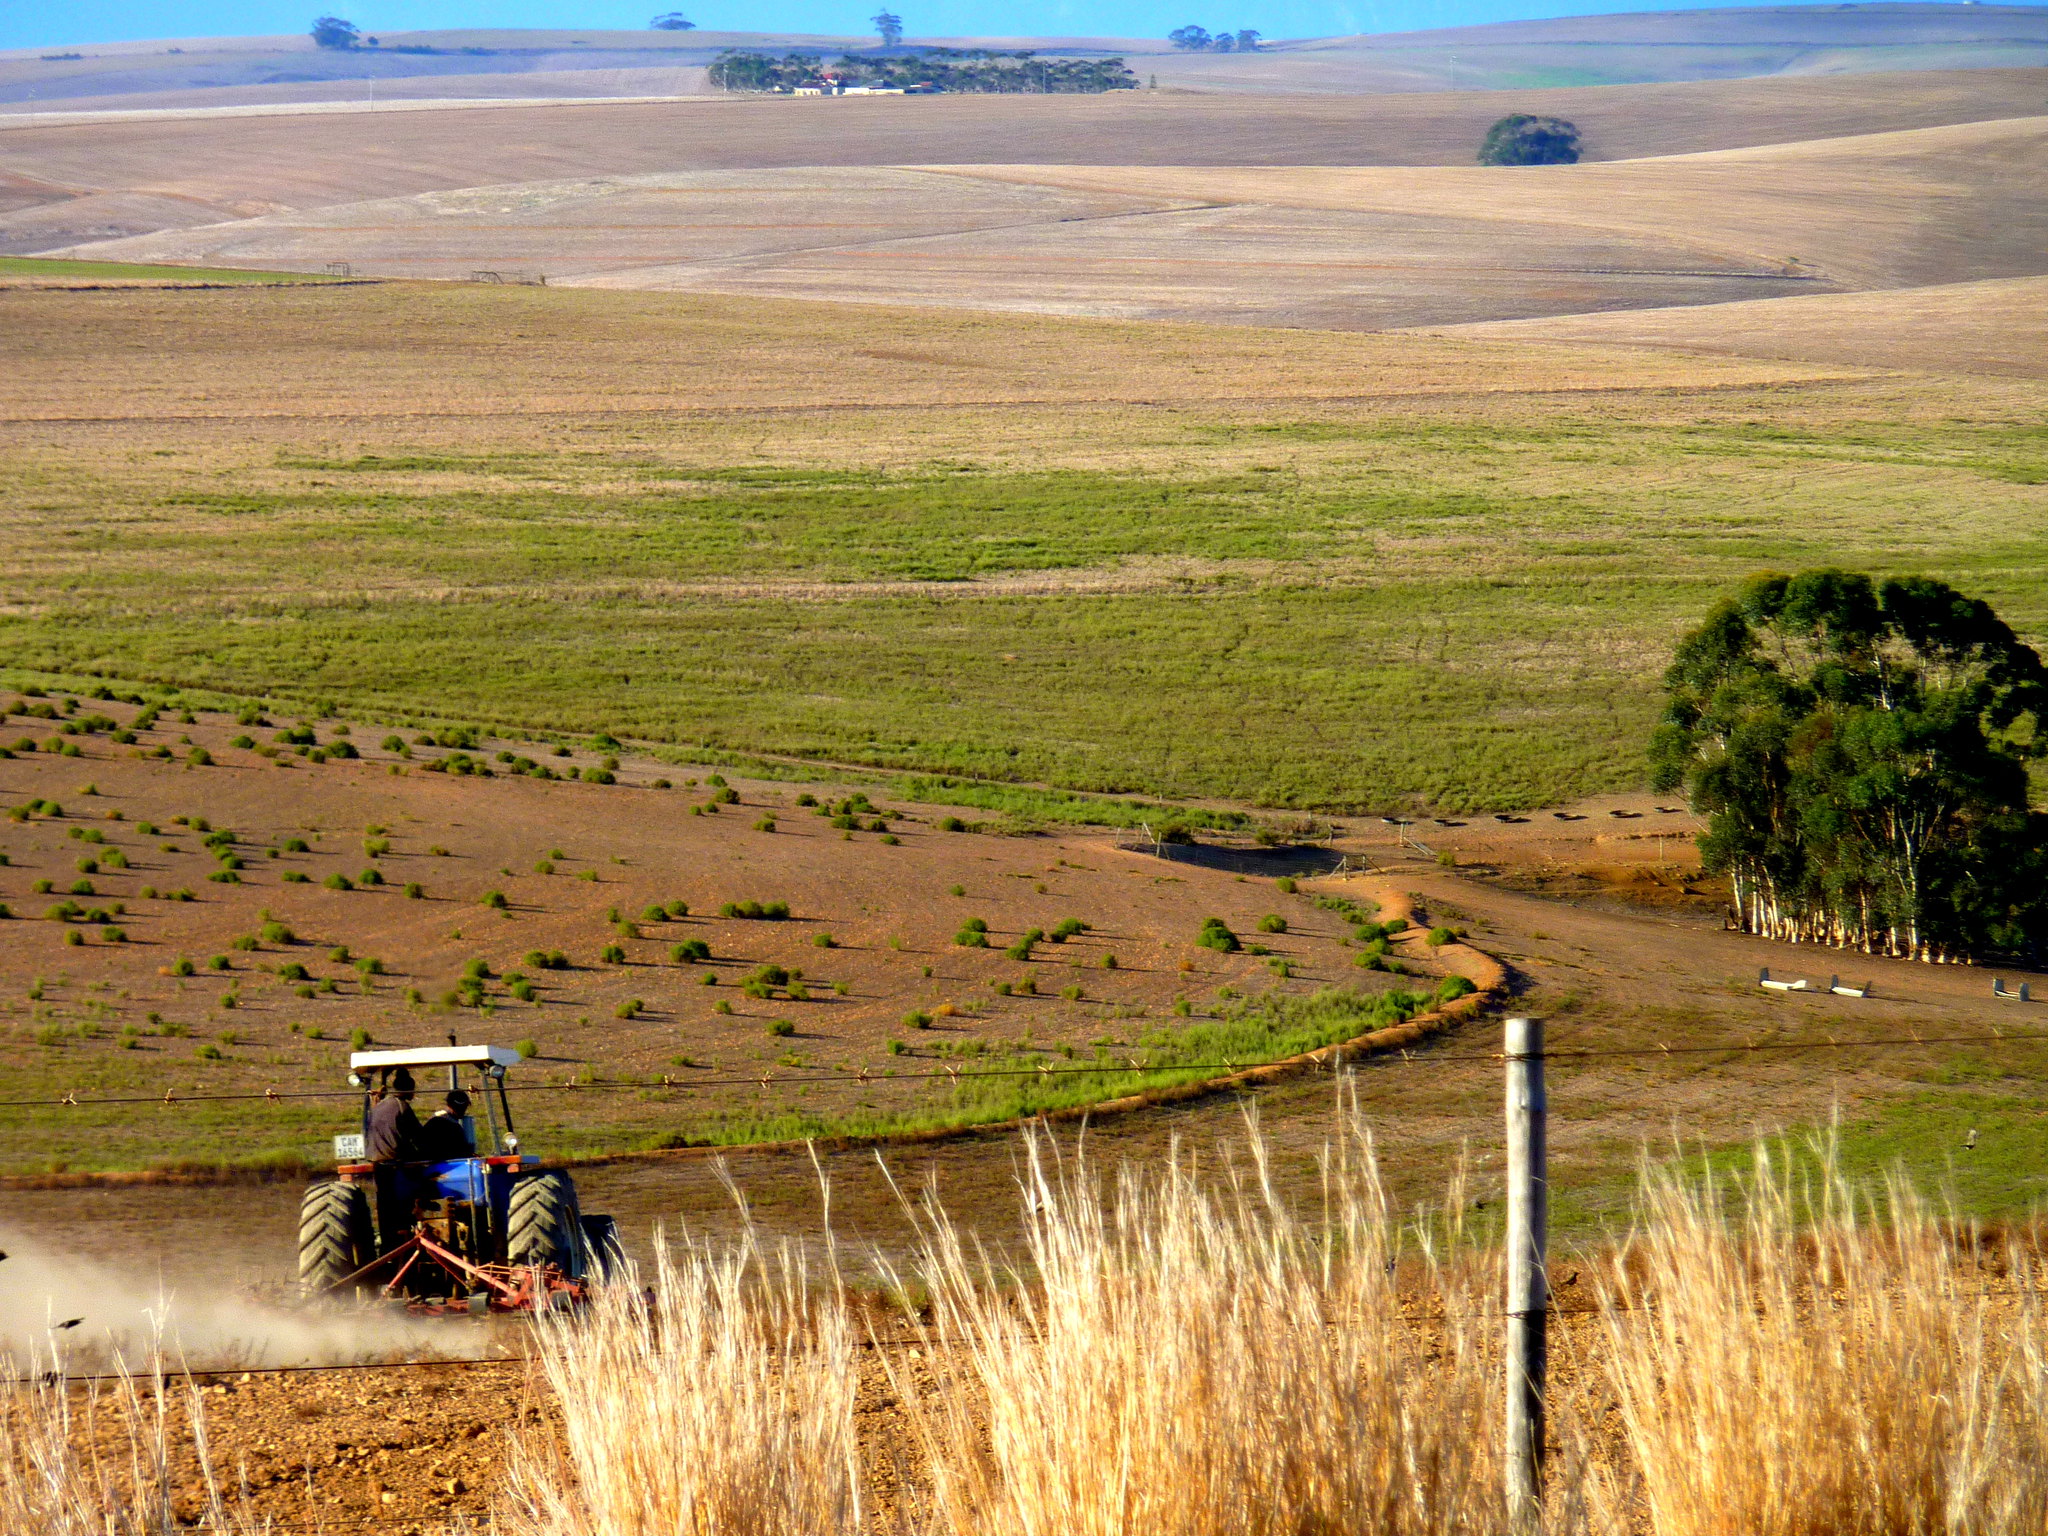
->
[2, 281, 2044, 814]
[0, 256, 349, 283]
[5, 410, 2042, 812]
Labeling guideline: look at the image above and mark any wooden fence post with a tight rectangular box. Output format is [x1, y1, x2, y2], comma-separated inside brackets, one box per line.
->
[1504, 1015, 1548, 1533]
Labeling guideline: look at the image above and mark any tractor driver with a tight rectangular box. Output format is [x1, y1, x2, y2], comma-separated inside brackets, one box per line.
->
[416, 1089, 474, 1160]
[367, 1069, 425, 1251]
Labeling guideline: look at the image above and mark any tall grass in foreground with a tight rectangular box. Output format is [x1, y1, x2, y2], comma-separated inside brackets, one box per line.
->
[18, 1113, 2048, 1535]
[0, 1364, 258, 1535]
[507, 1227, 862, 1536]
[508, 1111, 2048, 1536]
[885, 1122, 1508, 1536]
[1591, 1148, 2048, 1536]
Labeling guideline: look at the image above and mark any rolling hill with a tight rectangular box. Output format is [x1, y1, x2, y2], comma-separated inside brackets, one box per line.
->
[3, 4, 2045, 111]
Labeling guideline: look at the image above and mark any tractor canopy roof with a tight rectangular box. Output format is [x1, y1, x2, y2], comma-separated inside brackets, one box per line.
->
[349, 1044, 524, 1072]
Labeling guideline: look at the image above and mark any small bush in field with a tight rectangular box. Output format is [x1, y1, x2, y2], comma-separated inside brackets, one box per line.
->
[766, 1018, 795, 1037]
[483, 889, 509, 909]
[1197, 917, 1240, 953]
[616, 999, 643, 1020]
[601, 944, 626, 965]
[1256, 914, 1287, 934]
[324, 872, 352, 891]
[1275, 876, 1298, 894]
[904, 1010, 932, 1029]
[404, 881, 424, 899]
[515, 1038, 538, 1058]
[813, 932, 836, 948]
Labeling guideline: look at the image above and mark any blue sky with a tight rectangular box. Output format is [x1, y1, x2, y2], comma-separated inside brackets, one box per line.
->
[5, 0, 1737, 51]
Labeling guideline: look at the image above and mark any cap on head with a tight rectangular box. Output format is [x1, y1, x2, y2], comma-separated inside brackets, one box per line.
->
[391, 1068, 416, 1096]
[445, 1089, 471, 1113]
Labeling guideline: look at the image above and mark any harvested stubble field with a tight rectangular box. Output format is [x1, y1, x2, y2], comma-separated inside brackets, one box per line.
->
[5, 66, 2043, 255]
[47, 115, 2048, 335]
[2, 279, 2044, 813]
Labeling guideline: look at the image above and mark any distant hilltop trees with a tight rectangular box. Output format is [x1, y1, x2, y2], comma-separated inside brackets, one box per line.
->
[1167, 27, 1262, 51]
[650, 12, 696, 28]
[709, 49, 1139, 93]
[1477, 113, 1582, 165]
[310, 15, 360, 49]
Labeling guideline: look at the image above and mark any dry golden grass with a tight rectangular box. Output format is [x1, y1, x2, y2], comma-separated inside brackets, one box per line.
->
[1417, 273, 2048, 380]
[492, 1113, 2048, 1534]
[937, 113, 2048, 293]
[0, 280, 1848, 427]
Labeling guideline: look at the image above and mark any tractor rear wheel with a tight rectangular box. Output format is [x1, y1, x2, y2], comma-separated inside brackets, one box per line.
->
[299, 1181, 374, 1296]
[507, 1170, 588, 1280]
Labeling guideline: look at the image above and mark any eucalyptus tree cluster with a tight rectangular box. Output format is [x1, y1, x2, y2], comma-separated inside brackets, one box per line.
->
[1652, 571, 2048, 961]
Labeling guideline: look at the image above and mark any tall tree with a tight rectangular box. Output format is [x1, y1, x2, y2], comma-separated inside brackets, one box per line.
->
[872, 10, 904, 46]
[1477, 113, 1580, 166]
[1652, 571, 2048, 960]
[310, 15, 360, 49]
[1167, 25, 1212, 50]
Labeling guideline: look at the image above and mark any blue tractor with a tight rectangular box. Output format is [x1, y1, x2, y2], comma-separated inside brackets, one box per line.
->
[297, 1045, 615, 1312]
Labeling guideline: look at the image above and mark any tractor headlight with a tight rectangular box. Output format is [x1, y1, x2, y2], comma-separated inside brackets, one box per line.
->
[485, 1063, 506, 1080]
[347, 1071, 366, 1089]
[502, 1134, 519, 1152]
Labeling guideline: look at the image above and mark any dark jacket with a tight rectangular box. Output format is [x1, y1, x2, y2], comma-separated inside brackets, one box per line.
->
[415, 1111, 474, 1161]
[366, 1095, 423, 1162]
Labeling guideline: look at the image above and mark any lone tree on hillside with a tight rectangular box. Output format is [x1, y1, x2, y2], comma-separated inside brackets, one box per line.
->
[650, 12, 696, 27]
[872, 9, 905, 46]
[310, 15, 360, 49]
[1477, 113, 1580, 165]
[1652, 570, 2048, 962]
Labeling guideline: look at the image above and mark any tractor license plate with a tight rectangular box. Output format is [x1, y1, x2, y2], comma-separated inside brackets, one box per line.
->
[333, 1133, 366, 1159]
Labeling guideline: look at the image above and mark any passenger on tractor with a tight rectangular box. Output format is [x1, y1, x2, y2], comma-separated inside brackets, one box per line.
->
[416, 1089, 475, 1160]
[367, 1069, 426, 1252]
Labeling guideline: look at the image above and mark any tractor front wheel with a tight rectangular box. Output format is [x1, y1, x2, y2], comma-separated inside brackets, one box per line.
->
[507, 1170, 588, 1280]
[299, 1181, 374, 1297]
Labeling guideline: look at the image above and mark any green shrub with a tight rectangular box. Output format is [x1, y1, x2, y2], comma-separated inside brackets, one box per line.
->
[1275, 876, 1298, 894]
[670, 938, 712, 963]
[282, 837, 310, 853]
[1005, 928, 1043, 961]
[1102, 952, 1118, 970]
[666, 900, 689, 918]
[904, 1010, 932, 1029]
[1197, 917, 1240, 953]
[260, 921, 294, 944]
[515, 1038, 538, 1058]
[282, 870, 310, 883]
[188, 747, 212, 766]
[404, 881, 424, 899]
[601, 943, 626, 964]
[510, 980, 539, 1002]
[1426, 925, 1454, 948]
[196, 1043, 222, 1060]
[887, 1037, 906, 1055]
[641, 904, 668, 922]
[482, 889, 508, 909]
[1059, 984, 1082, 1001]
[69, 878, 95, 896]
[1256, 914, 1287, 934]
[938, 816, 966, 832]
[324, 872, 353, 891]
[617, 999, 643, 1020]
[713, 999, 733, 1015]
[278, 961, 309, 981]
[812, 932, 836, 948]
[1050, 917, 1089, 942]
[766, 1018, 795, 1037]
